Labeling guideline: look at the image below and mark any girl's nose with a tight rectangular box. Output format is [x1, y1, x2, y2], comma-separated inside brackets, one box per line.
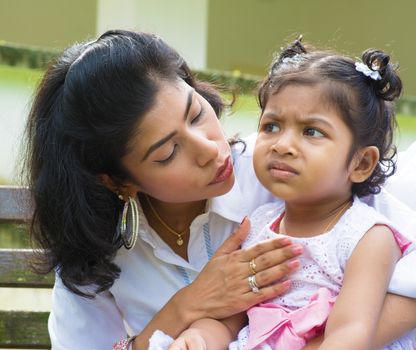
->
[270, 131, 297, 157]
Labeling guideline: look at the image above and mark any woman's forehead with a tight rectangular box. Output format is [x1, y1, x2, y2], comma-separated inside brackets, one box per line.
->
[125, 80, 195, 157]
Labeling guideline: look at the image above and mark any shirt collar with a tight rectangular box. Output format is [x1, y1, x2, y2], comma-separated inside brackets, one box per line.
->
[207, 177, 247, 224]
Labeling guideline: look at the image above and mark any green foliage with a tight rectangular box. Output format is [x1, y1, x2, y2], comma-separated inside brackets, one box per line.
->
[397, 96, 416, 117]
[0, 41, 58, 70]
[194, 69, 261, 95]
[1, 42, 416, 114]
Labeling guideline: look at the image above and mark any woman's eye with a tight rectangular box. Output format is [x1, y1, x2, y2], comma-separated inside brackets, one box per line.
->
[157, 145, 178, 164]
[263, 123, 280, 133]
[191, 106, 204, 124]
[304, 128, 324, 138]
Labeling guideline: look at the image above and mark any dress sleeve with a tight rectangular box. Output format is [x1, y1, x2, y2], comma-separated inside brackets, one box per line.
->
[49, 273, 127, 349]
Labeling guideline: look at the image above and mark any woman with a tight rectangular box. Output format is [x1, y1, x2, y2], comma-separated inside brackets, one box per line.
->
[23, 29, 416, 349]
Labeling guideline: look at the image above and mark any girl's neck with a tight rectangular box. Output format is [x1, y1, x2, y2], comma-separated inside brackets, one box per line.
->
[280, 196, 352, 238]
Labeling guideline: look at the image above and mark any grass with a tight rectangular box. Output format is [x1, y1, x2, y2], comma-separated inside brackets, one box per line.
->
[397, 114, 416, 132]
[0, 64, 42, 86]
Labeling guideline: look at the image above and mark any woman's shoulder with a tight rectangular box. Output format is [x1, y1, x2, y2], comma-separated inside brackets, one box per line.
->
[384, 141, 416, 210]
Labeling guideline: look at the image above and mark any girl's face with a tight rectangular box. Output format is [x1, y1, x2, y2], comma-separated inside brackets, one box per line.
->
[121, 79, 234, 203]
[254, 84, 356, 205]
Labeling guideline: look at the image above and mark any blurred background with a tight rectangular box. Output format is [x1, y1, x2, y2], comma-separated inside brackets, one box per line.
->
[1, 0, 416, 183]
[0, 0, 415, 323]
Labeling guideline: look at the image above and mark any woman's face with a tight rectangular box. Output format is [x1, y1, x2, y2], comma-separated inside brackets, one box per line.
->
[121, 79, 234, 203]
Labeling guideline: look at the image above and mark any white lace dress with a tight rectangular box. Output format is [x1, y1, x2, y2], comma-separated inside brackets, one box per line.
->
[230, 197, 416, 350]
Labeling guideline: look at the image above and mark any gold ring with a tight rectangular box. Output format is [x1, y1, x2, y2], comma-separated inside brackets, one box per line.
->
[248, 275, 260, 293]
[249, 258, 257, 274]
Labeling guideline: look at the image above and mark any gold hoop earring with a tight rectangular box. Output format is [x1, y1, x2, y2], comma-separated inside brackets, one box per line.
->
[119, 196, 139, 249]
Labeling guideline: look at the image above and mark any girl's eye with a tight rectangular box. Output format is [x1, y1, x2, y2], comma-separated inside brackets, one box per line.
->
[157, 145, 178, 164]
[263, 123, 280, 133]
[304, 128, 324, 138]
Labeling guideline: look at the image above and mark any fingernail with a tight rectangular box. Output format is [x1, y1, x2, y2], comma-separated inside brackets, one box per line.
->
[240, 216, 247, 225]
[279, 237, 291, 245]
[288, 259, 300, 269]
[282, 280, 291, 289]
[291, 245, 303, 255]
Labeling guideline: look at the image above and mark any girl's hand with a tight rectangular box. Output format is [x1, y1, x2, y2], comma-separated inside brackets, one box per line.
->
[167, 330, 207, 350]
[176, 217, 303, 321]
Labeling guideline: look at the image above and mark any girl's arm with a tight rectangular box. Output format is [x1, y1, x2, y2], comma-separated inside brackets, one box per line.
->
[132, 219, 301, 349]
[167, 314, 246, 350]
[303, 293, 416, 349]
[319, 225, 401, 350]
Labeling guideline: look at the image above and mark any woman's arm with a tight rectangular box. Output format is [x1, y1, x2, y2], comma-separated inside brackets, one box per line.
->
[49, 274, 127, 349]
[319, 225, 401, 350]
[132, 219, 302, 349]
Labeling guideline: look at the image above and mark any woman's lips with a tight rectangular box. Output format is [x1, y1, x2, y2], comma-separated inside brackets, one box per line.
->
[209, 156, 233, 185]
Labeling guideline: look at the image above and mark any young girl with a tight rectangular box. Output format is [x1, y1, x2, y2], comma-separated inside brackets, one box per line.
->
[162, 40, 416, 350]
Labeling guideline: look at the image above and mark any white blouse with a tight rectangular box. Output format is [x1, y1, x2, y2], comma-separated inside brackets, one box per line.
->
[48, 136, 416, 349]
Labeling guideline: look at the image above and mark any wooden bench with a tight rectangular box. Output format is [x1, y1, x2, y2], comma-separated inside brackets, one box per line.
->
[0, 186, 53, 349]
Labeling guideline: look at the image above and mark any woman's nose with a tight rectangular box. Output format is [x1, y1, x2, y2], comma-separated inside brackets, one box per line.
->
[193, 134, 219, 167]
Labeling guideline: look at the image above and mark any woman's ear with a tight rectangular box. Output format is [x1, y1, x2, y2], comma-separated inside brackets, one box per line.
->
[349, 146, 380, 184]
[98, 174, 141, 200]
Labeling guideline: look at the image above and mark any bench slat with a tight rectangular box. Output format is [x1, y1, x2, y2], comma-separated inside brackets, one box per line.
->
[0, 311, 50, 349]
[0, 187, 52, 348]
[0, 249, 54, 288]
[0, 186, 33, 223]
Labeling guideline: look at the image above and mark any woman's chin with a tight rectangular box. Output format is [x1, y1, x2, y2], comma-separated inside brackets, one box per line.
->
[211, 173, 235, 198]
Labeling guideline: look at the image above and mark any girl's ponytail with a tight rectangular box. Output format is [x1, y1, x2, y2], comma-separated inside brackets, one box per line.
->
[361, 49, 402, 101]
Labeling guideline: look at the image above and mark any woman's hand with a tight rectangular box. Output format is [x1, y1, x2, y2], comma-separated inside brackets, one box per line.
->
[176, 217, 303, 321]
[132, 217, 303, 350]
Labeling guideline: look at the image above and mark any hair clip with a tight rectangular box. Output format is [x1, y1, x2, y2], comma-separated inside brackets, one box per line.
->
[270, 54, 305, 76]
[355, 62, 382, 81]
[281, 54, 304, 65]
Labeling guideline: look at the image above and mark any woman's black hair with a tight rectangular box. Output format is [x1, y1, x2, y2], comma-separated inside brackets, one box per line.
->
[258, 37, 402, 197]
[22, 29, 225, 297]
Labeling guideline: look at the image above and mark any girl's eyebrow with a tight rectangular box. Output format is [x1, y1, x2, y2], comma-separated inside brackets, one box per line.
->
[260, 111, 283, 123]
[142, 89, 194, 161]
[300, 116, 335, 130]
[261, 112, 335, 130]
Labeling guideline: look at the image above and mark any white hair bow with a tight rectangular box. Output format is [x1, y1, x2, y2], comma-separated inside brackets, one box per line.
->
[355, 62, 382, 81]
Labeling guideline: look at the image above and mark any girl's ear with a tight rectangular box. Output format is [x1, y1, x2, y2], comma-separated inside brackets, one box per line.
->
[349, 146, 380, 184]
[99, 174, 141, 200]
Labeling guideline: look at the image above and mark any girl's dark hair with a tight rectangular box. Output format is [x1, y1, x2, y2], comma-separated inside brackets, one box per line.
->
[258, 37, 402, 197]
[22, 29, 225, 297]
